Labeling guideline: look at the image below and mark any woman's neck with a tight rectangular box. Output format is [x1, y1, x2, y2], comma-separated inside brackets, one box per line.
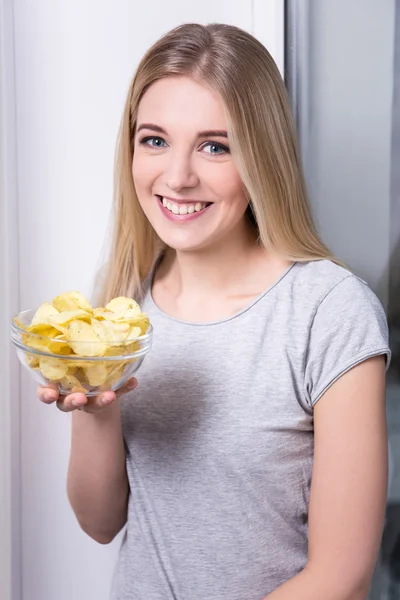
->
[157, 223, 262, 298]
[151, 216, 293, 323]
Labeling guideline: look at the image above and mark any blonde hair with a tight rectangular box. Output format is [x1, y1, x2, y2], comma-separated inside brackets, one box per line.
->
[96, 23, 344, 305]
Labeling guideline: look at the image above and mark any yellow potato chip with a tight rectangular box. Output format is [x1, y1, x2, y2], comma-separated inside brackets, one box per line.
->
[52, 343, 73, 355]
[23, 324, 68, 354]
[83, 363, 109, 386]
[91, 318, 130, 344]
[92, 308, 122, 322]
[99, 362, 126, 389]
[31, 302, 59, 325]
[125, 341, 140, 353]
[39, 356, 69, 381]
[13, 317, 30, 345]
[104, 345, 125, 356]
[102, 335, 140, 356]
[26, 353, 39, 368]
[126, 326, 142, 340]
[52, 291, 93, 313]
[25, 327, 62, 352]
[25, 329, 72, 355]
[123, 307, 144, 321]
[27, 322, 57, 334]
[125, 315, 150, 335]
[14, 316, 26, 330]
[65, 359, 94, 369]
[105, 296, 140, 315]
[41, 332, 72, 354]
[65, 320, 108, 357]
[110, 364, 126, 381]
[53, 333, 67, 341]
[60, 372, 85, 392]
[46, 310, 91, 327]
[45, 322, 67, 334]
[65, 365, 78, 376]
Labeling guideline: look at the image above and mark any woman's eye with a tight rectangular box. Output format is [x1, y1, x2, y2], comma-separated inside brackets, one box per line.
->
[140, 136, 167, 148]
[202, 142, 229, 155]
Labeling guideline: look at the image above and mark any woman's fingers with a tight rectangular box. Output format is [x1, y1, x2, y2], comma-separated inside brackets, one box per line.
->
[37, 377, 138, 413]
[37, 384, 59, 405]
[116, 377, 138, 398]
[57, 392, 88, 413]
[58, 391, 117, 413]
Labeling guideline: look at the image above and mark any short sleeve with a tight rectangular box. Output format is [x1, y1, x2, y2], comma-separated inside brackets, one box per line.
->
[304, 275, 391, 407]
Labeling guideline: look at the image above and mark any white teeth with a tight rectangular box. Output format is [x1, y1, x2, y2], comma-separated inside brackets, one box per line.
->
[161, 197, 209, 215]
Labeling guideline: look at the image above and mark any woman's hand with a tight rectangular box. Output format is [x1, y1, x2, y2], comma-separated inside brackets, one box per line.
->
[37, 377, 138, 413]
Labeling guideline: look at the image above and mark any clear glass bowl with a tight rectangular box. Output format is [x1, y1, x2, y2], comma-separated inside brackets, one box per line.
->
[10, 309, 153, 396]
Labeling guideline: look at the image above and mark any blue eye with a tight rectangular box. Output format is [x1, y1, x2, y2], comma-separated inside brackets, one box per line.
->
[202, 142, 229, 155]
[140, 136, 167, 148]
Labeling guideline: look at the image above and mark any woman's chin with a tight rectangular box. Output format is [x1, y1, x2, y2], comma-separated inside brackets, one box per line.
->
[155, 231, 214, 253]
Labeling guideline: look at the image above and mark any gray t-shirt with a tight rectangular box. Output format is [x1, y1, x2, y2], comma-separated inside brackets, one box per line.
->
[111, 259, 391, 600]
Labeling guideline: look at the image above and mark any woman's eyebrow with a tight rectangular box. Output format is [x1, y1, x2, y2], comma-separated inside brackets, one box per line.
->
[198, 130, 228, 139]
[136, 123, 228, 138]
[136, 123, 166, 135]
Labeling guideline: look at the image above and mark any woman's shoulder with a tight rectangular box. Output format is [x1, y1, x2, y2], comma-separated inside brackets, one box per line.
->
[286, 260, 390, 350]
[291, 259, 377, 309]
[294, 258, 358, 286]
[293, 259, 389, 354]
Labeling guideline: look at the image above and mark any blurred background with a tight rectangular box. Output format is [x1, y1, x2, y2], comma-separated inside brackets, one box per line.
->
[0, 1, 398, 599]
[286, 2, 399, 598]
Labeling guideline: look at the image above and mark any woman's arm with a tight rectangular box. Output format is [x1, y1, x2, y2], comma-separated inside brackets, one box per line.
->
[264, 354, 388, 600]
[67, 399, 129, 544]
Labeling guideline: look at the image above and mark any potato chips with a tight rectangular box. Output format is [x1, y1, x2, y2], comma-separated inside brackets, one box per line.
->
[14, 291, 151, 391]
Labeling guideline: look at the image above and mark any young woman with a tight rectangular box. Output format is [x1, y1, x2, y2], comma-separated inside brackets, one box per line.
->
[38, 23, 391, 600]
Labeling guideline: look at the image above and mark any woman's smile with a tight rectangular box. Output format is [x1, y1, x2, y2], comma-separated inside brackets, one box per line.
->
[156, 194, 213, 221]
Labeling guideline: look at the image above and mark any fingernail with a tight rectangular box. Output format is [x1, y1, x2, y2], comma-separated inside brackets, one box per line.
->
[127, 379, 138, 390]
[100, 394, 112, 405]
[44, 392, 54, 401]
[72, 397, 82, 407]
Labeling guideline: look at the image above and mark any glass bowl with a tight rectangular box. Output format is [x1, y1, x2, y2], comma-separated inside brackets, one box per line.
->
[10, 308, 153, 396]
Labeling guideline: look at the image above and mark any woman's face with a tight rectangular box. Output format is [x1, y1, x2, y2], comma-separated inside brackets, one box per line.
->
[132, 76, 250, 253]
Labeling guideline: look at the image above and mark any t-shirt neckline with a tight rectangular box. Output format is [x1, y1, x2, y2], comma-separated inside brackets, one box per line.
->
[147, 260, 298, 327]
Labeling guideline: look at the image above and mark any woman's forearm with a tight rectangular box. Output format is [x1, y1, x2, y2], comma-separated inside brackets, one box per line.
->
[263, 565, 369, 600]
[67, 400, 129, 544]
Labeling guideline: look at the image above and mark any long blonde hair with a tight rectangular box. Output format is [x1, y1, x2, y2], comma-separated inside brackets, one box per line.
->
[96, 23, 343, 305]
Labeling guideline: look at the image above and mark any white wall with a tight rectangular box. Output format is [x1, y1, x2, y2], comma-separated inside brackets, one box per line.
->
[0, 2, 21, 600]
[1, 2, 284, 599]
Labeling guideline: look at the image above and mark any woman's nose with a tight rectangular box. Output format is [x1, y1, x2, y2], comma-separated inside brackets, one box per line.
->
[164, 152, 199, 192]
